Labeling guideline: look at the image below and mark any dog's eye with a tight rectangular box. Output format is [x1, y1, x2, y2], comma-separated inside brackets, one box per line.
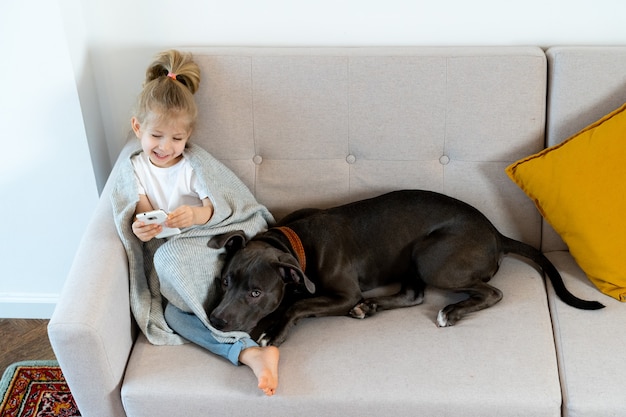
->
[222, 276, 230, 287]
[250, 290, 261, 298]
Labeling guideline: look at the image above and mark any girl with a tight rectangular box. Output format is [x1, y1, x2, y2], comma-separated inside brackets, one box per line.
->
[120, 50, 279, 396]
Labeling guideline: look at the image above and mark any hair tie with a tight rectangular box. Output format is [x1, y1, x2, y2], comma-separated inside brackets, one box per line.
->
[167, 72, 177, 80]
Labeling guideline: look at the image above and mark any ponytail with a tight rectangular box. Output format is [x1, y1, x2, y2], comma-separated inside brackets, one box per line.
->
[134, 50, 201, 129]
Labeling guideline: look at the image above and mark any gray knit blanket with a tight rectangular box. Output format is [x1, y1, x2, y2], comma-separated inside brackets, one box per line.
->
[111, 143, 274, 345]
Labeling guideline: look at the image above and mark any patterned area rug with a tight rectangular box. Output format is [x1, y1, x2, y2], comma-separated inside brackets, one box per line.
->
[0, 361, 80, 416]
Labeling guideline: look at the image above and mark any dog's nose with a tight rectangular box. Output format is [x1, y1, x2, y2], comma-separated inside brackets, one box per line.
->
[209, 314, 227, 330]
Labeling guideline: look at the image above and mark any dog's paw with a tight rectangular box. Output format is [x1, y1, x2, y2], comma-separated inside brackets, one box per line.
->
[436, 310, 450, 327]
[349, 301, 378, 319]
[257, 330, 286, 347]
[436, 309, 459, 327]
[258, 332, 270, 346]
[349, 304, 366, 319]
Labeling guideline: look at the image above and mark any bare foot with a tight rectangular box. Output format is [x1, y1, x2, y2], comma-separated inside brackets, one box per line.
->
[239, 346, 280, 396]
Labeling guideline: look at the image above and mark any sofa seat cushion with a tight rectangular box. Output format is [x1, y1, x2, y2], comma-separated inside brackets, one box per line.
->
[121, 257, 561, 417]
[545, 251, 626, 417]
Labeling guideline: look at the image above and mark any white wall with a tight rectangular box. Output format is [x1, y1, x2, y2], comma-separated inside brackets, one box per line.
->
[0, 0, 98, 318]
[2, 0, 625, 318]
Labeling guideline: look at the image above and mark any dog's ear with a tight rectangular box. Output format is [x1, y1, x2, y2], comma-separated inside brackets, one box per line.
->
[207, 230, 247, 253]
[275, 261, 316, 294]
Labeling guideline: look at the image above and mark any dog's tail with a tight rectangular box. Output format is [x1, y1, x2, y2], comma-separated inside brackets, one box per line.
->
[501, 236, 604, 310]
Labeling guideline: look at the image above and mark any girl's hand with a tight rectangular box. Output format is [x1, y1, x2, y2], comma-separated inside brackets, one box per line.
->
[165, 205, 195, 229]
[132, 220, 162, 242]
[166, 200, 214, 229]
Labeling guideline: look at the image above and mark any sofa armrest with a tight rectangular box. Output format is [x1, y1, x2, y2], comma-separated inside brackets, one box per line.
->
[48, 182, 134, 417]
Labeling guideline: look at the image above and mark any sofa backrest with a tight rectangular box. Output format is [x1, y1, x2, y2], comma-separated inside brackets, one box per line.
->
[186, 46, 547, 246]
[544, 46, 626, 251]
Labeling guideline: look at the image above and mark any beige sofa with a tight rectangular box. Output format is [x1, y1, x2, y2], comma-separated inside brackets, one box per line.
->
[48, 46, 626, 417]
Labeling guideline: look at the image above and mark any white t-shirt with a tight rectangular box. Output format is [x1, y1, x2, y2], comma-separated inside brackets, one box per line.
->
[131, 152, 208, 213]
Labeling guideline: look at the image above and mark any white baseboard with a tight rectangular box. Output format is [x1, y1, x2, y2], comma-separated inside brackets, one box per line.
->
[0, 293, 58, 319]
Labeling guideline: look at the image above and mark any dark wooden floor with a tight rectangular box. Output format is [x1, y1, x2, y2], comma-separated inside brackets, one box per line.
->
[0, 319, 56, 373]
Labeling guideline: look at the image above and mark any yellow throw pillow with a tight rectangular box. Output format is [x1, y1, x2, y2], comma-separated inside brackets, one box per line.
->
[506, 103, 626, 301]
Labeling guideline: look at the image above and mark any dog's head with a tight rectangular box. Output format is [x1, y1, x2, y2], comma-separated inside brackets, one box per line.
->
[207, 230, 316, 334]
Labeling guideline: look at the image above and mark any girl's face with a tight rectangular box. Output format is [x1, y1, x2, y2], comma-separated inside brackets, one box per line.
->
[132, 111, 193, 168]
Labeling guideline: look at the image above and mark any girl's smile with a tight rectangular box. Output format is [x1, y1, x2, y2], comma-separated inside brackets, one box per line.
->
[150, 148, 177, 165]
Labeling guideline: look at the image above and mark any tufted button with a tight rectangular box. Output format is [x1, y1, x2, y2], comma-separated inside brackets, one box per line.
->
[346, 154, 357, 164]
[253, 155, 263, 165]
[439, 155, 450, 165]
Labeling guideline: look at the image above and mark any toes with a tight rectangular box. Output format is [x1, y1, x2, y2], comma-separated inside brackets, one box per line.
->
[258, 379, 276, 396]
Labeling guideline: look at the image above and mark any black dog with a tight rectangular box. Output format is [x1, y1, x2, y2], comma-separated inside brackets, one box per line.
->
[208, 190, 603, 346]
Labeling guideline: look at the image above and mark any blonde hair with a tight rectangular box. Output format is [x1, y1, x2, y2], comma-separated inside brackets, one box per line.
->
[134, 50, 201, 130]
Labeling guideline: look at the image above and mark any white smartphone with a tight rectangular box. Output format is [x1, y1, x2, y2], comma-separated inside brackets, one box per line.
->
[136, 209, 181, 239]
